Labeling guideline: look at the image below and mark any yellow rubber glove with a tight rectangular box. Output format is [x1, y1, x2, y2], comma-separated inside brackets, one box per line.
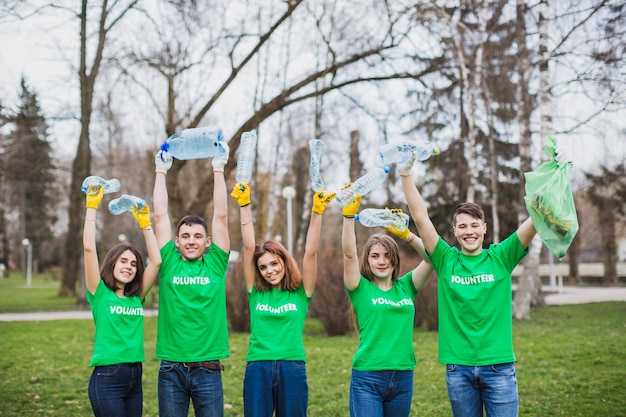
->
[341, 184, 362, 218]
[131, 204, 152, 229]
[312, 190, 337, 215]
[385, 210, 410, 241]
[231, 183, 251, 207]
[85, 185, 105, 209]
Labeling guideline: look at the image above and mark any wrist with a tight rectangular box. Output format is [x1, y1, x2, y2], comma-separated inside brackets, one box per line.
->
[141, 226, 152, 230]
[405, 232, 416, 243]
[155, 169, 167, 175]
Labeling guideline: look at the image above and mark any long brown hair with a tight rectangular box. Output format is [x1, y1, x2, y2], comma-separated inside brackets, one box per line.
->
[253, 240, 301, 291]
[99, 243, 144, 296]
[359, 234, 401, 283]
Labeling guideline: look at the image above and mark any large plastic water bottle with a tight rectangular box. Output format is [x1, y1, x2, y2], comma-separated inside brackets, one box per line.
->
[356, 208, 410, 230]
[81, 176, 121, 195]
[235, 131, 257, 184]
[335, 167, 391, 207]
[378, 140, 440, 165]
[161, 126, 224, 160]
[108, 194, 147, 215]
[309, 139, 325, 192]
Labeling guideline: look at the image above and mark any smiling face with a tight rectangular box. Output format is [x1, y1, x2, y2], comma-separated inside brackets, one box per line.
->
[175, 223, 210, 261]
[256, 252, 285, 288]
[367, 243, 395, 283]
[453, 212, 487, 255]
[113, 249, 138, 290]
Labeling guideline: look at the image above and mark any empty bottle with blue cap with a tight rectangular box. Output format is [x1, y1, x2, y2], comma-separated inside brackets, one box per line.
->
[378, 140, 440, 165]
[309, 139, 325, 192]
[161, 126, 224, 160]
[81, 176, 121, 195]
[108, 195, 146, 215]
[236, 131, 257, 184]
[356, 208, 410, 230]
[335, 167, 390, 207]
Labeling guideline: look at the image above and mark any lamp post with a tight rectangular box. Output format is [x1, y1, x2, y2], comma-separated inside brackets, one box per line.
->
[21, 238, 32, 287]
[281, 186, 296, 254]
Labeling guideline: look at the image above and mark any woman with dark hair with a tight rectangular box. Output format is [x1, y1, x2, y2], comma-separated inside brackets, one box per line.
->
[83, 184, 161, 417]
[341, 192, 434, 417]
[231, 182, 335, 417]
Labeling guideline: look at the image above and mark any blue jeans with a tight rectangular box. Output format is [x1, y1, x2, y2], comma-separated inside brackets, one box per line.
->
[158, 360, 224, 417]
[243, 360, 308, 417]
[446, 363, 518, 417]
[349, 369, 414, 417]
[88, 363, 143, 417]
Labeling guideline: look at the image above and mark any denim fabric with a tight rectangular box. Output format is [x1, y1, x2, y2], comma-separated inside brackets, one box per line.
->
[243, 360, 308, 417]
[349, 369, 414, 417]
[88, 363, 143, 417]
[158, 360, 224, 417]
[446, 363, 518, 417]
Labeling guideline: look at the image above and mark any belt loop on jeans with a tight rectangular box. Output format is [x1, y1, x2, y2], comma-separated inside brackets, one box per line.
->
[181, 361, 225, 371]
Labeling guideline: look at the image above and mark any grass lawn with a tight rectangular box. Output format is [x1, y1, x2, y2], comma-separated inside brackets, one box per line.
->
[0, 274, 624, 416]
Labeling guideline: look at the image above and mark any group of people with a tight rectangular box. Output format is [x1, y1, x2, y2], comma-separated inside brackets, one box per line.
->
[82, 138, 571, 417]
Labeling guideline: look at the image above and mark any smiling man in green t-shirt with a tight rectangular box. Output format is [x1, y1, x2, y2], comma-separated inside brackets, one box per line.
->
[398, 142, 572, 417]
[153, 143, 230, 417]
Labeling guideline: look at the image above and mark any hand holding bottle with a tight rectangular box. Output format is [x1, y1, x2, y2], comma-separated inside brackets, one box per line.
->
[85, 185, 105, 209]
[341, 184, 362, 218]
[312, 190, 336, 215]
[384, 209, 410, 240]
[132, 204, 152, 229]
[155, 150, 173, 174]
[212, 141, 230, 172]
[231, 183, 251, 207]
[397, 152, 418, 177]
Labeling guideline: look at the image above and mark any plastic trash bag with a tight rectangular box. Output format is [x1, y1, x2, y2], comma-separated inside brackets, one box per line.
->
[524, 135, 579, 260]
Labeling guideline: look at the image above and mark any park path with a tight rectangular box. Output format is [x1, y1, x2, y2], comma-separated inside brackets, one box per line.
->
[0, 286, 625, 322]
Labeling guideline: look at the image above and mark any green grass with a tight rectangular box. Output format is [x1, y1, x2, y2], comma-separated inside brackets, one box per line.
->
[0, 274, 624, 416]
[0, 273, 81, 313]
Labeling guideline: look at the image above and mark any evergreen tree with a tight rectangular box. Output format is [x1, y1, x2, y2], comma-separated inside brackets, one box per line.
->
[2, 78, 58, 271]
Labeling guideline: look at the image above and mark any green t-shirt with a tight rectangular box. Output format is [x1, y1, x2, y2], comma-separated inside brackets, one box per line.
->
[430, 233, 528, 366]
[346, 272, 418, 371]
[246, 285, 311, 362]
[87, 279, 145, 366]
[156, 240, 230, 362]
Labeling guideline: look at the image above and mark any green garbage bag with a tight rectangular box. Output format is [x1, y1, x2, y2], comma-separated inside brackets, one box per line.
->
[524, 135, 579, 260]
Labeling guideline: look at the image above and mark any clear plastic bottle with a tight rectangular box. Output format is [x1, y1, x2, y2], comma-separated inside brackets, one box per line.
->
[378, 140, 440, 164]
[108, 194, 147, 215]
[356, 208, 410, 230]
[309, 139, 325, 192]
[161, 126, 224, 160]
[335, 167, 391, 207]
[235, 131, 257, 184]
[81, 176, 121, 195]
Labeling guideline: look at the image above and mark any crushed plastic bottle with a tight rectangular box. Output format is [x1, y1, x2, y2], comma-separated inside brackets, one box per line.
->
[356, 208, 410, 230]
[161, 126, 224, 160]
[335, 167, 391, 207]
[81, 176, 121, 195]
[309, 139, 325, 192]
[236, 131, 257, 184]
[108, 194, 146, 215]
[378, 140, 440, 165]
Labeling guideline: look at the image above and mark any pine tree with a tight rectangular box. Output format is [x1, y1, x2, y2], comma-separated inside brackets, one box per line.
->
[2, 78, 58, 271]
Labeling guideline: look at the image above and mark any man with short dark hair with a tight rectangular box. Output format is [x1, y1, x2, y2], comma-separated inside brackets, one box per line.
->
[153, 143, 230, 417]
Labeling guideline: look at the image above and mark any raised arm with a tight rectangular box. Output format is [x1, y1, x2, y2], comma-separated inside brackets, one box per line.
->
[232, 183, 256, 292]
[342, 193, 363, 291]
[211, 142, 230, 252]
[302, 190, 336, 297]
[399, 168, 439, 255]
[131, 204, 162, 300]
[386, 218, 434, 291]
[83, 185, 105, 295]
[153, 151, 173, 248]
